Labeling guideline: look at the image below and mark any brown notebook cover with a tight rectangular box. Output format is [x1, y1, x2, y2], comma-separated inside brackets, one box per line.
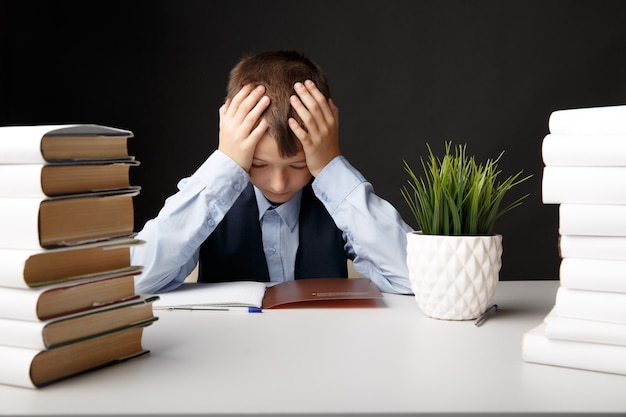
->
[262, 278, 383, 309]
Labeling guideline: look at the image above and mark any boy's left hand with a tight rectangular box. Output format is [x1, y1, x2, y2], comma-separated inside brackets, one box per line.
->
[288, 80, 341, 177]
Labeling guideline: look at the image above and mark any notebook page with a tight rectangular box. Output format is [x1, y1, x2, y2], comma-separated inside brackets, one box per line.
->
[152, 281, 267, 309]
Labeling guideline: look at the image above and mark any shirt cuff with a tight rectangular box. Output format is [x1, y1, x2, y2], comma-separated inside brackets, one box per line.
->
[312, 155, 366, 214]
[178, 150, 249, 197]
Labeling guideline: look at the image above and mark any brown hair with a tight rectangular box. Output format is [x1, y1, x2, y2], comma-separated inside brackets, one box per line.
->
[226, 50, 331, 157]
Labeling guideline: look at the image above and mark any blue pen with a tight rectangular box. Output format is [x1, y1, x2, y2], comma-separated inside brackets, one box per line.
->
[474, 304, 498, 327]
[165, 306, 262, 313]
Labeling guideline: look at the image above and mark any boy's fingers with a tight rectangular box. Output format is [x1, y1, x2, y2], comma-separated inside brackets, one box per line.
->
[296, 80, 334, 124]
[217, 84, 271, 171]
[218, 98, 232, 119]
[226, 84, 253, 115]
[230, 84, 266, 120]
[238, 86, 267, 121]
[329, 98, 339, 121]
[249, 118, 269, 143]
[288, 117, 309, 144]
[293, 82, 320, 124]
[290, 94, 317, 134]
[223, 85, 270, 138]
[243, 95, 270, 128]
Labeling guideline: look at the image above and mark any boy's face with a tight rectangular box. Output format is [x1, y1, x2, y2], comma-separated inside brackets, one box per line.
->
[249, 133, 312, 204]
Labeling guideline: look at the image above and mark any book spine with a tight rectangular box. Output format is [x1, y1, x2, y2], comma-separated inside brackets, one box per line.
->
[0, 165, 46, 197]
[0, 286, 43, 321]
[0, 124, 134, 164]
[0, 197, 42, 249]
[0, 249, 31, 288]
[558, 204, 626, 237]
[559, 235, 626, 261]
[542, 133, 626, 166]
[560, 258, 626, 293]
[542, 167, 626, 205]
[0, 125, 52, 164]
[523, 324, 626, 375]
[0, 344, 39, 388]
[544, 313, 626, 347]
[0, 164, 46, 198]
[0, 318, 47, 349]
[554, 287, 626, 325]
[548, 105, 626, 135]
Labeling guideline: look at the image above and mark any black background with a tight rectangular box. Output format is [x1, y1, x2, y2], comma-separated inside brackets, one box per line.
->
[2, 1, 626, 280]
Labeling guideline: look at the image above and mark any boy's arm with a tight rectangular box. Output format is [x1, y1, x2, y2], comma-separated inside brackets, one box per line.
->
[289, 80, 413, 294]
[288, 80, 341, 177]
[131, 151, 249, 294]
[312, 156, 414, 294]
[132, 85, 269, 294]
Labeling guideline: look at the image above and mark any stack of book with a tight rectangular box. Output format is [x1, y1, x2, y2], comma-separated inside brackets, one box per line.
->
[523, 104, 626, 375]
[0, 124, 158, 388]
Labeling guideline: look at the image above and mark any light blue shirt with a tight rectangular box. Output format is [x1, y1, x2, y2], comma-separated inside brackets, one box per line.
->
[256, 187, 301, 282]
[131, 150, 413, 294]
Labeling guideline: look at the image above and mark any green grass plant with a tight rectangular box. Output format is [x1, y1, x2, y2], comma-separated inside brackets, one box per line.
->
[401, 142, 532, 235]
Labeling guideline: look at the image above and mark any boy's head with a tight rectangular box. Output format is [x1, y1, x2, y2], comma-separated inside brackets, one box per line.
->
[226, 50, 331, 158]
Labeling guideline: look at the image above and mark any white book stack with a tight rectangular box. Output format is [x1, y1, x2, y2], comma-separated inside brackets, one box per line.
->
[522, 104, 626, 375]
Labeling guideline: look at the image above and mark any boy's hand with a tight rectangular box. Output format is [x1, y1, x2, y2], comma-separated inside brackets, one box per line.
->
[218, 84, 270, 171]
[288, 80, 341, 177]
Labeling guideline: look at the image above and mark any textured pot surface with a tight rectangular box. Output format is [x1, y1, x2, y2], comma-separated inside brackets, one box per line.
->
[406, 232, 503, 320]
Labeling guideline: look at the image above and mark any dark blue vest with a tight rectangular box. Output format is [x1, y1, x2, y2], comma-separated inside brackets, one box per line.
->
[198, 183, 348, 282]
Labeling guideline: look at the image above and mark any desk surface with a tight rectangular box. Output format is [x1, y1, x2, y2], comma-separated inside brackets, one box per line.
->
[2, 280, 626, 416]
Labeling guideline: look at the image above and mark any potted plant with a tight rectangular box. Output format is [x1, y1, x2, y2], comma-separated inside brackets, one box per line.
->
[401, 142, 531, 320]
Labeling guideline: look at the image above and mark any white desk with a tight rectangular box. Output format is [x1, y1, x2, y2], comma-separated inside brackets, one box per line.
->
[2, 280, 626, 416]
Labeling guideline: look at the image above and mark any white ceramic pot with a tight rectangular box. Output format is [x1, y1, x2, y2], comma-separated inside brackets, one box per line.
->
[406, 232, 503, 320]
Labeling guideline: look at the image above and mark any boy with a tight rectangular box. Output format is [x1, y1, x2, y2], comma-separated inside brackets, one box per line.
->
[132, 50, 413, 294]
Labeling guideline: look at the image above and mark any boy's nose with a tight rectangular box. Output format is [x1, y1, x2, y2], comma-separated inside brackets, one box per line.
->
[270, 171, 287, 192]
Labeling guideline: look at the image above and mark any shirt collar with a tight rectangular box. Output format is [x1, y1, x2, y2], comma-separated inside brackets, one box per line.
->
[254, 186, 301, 231]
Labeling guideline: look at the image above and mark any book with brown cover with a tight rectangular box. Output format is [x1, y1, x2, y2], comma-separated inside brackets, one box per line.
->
[0, 296, 158, 349]
[0, 237, 143, 288]
[0, 191, 137, 249]
[262, 278, 383, 309]
[0, 274, 138, 321]
[0, 162, 140, 197]
[0, 124, 133, 163]
[152, 278, 384, 311]
[0, 325, 151, 388]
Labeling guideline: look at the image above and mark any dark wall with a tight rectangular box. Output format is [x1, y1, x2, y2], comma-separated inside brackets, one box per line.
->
[2, 1, 626, 280]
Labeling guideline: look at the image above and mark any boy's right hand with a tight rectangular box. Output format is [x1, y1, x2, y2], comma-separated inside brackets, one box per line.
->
[218, 84, 270, 171]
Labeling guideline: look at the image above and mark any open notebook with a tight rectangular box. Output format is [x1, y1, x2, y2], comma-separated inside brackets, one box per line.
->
[152, 278, 383, 311]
